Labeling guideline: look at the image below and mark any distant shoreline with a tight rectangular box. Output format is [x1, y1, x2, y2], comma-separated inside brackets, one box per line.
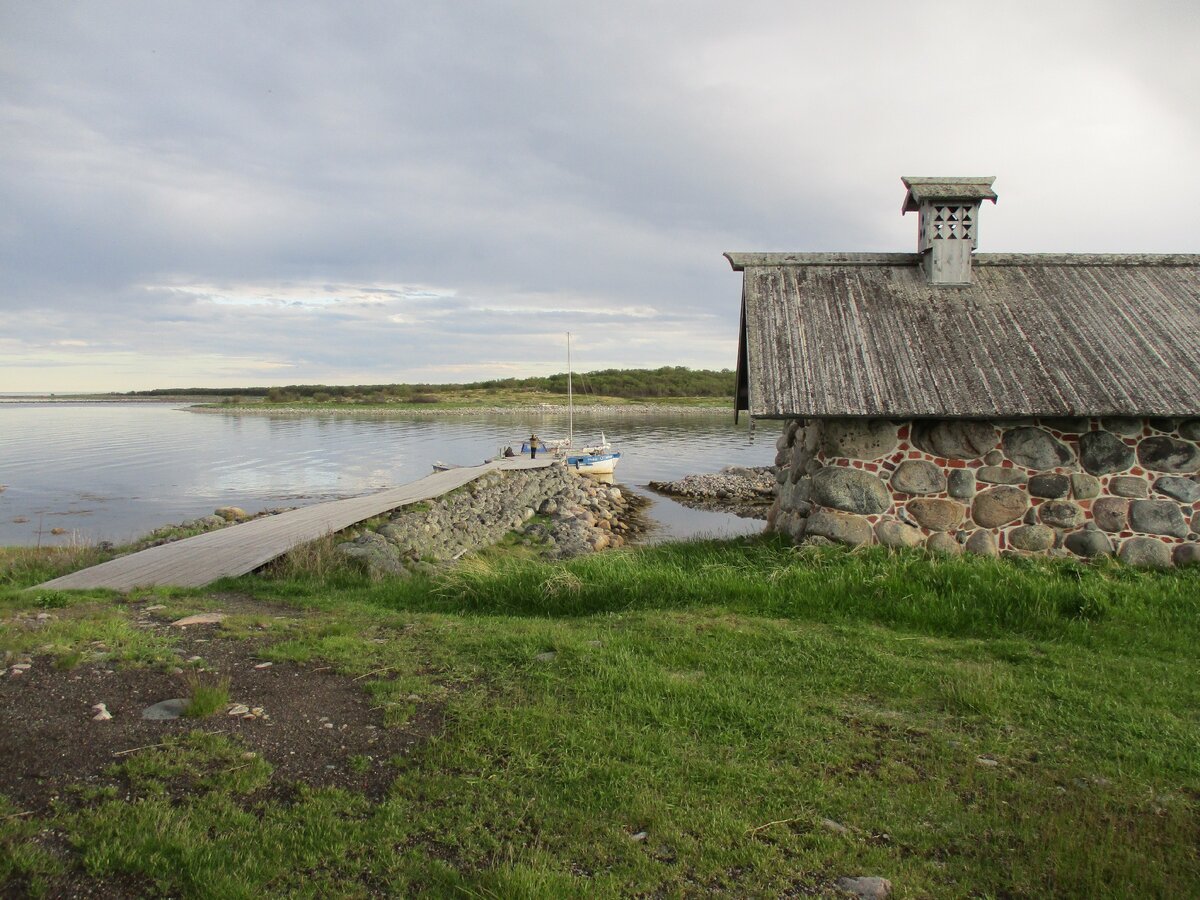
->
[187, 402, 731, 417]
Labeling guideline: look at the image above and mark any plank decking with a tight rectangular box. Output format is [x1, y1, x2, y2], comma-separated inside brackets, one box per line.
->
[37, 457, 554, 591]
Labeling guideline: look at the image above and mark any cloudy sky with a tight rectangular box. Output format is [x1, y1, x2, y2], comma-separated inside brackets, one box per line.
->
[2, 1, 1198, 392]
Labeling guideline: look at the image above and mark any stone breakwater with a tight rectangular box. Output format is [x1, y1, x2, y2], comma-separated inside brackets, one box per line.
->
[648, 466, 776, 519]
[338, 464, 648, 575]
[772, 417, 1200, 568]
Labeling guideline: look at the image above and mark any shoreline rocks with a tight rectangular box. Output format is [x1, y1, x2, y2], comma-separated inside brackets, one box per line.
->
[338, 463, 650, 574]
[647, 466, 775, 519]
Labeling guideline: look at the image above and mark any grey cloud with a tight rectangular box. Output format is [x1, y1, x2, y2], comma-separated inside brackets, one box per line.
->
[1, 1, 1197, 390]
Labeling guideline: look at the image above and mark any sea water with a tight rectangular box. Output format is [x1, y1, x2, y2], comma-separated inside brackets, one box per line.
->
[0, 402, 778, 547]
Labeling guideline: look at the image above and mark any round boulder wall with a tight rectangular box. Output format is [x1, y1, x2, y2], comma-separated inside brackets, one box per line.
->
[910, 420, 996, 460]
[811, 467, 891, 515]
[972, 486, 1028, 528]
[1079, 431, 1135, 475]
[818, 420, 898, 460]
[1002, 427, 1075, 470]
[890, 460, 946, 495]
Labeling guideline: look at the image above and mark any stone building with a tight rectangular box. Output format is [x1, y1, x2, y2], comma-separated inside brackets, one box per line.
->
[728, 177, 1200, 566]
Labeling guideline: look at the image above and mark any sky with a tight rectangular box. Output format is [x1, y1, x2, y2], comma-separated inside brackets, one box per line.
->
[2, 1, 1198, 393]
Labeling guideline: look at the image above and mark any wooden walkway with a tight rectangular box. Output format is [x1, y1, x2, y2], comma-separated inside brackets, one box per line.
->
[38, 457, 554, 591]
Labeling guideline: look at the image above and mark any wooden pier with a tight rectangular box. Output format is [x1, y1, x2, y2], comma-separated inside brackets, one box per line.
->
[37, 457, 553, 592]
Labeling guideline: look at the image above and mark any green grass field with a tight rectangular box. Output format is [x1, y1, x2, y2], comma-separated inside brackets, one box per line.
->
[3, 538, 1198, 897]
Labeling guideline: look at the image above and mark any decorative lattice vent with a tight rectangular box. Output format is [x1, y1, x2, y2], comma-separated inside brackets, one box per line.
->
[918, 202, 980, 252]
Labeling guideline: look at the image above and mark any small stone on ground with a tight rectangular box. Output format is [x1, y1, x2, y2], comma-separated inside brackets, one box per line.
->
[835, 875, 892, 898]
[171, 612, 227, 627]
[142, 698, 190, 720]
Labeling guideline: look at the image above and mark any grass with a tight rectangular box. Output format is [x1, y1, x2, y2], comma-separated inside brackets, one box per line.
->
[182, 672, 231, 718]
[2, 536, 1198, 896]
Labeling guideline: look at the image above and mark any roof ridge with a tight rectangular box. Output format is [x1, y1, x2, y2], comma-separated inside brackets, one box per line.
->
[724, 252, 1200, 271]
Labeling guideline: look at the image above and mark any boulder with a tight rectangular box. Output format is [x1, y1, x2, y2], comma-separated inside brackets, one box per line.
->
[1078, 431, 1134, 475]
[1153, 476, 1200, 503]
[811, 467, 891, 515]
[1128, 500, 1189, 538]
[972, 486, 1028, 528]
[1038, 418, 1090, 433]
[1109, 476, 1149, 499]
[874, 520, 923, 549]
[1100, 417, 1143, 436]
[947, 469, 976, 499]
[1118, 537, 1172, 569]
[906, 498, 964, 532]
[890, 460, 946, 495]
[1064, 529, 1114, 558]
[1069, 473, 1101, 500]
[1179, 419, 1200, 441]
[1092, 498, 1129, 533]
[1002, 427, 1075, 470]
[1173, 544, 1200, 567]
[965, 529, 998, 556]
[1028, 474, 1071, 499]
[911, 420, 996, 459]
[1039, 500, 1084, 529]
[805, 509, 874, 546]
[819, 420, 898, 460]
[926, 532, 963, 555]
[1009, 524, 1055, 551]
[977, 466, 1027, 485]
[1137, 436, 1200, 473]
[214, 506, 249, 521]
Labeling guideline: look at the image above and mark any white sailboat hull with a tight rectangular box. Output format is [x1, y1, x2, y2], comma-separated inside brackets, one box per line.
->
[565, 450, 620, 475]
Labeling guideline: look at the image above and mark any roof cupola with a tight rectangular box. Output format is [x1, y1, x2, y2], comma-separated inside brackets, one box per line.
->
[901, 176, 998, 285]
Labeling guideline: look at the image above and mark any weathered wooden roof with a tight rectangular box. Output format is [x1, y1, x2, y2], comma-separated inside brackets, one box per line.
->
[728, 253, 1200, 419]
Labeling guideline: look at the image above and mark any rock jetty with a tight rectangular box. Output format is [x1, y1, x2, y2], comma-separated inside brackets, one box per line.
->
[338, 463, 648, 575]
[648, 466, 775, 518]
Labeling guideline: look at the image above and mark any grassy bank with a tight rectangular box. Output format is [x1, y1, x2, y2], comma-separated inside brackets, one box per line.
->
[2, 538, 1198, 897]
[126, 367, 737, 410]
[195, 389, 729, 413]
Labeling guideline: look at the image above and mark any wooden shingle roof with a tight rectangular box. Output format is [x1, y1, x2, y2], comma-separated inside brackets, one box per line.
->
[728, 253, 1200, 419]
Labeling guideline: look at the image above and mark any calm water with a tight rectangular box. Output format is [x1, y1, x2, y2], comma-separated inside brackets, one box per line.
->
[0, 403, 777, 547]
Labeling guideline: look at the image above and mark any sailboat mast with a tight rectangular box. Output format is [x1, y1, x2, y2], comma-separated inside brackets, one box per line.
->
[566, 332, 573, 445]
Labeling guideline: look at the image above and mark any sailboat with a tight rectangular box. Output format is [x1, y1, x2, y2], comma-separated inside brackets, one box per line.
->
[522, 333, 621, 475]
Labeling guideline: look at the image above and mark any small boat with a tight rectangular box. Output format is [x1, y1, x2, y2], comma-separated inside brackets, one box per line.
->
[522, 333, 621, 475]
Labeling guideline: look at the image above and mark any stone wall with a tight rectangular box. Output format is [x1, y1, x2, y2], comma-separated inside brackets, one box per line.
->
[771, 417, 1200, 567]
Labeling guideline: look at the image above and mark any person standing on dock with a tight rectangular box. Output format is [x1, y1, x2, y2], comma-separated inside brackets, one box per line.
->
[528, 434, 540, 459]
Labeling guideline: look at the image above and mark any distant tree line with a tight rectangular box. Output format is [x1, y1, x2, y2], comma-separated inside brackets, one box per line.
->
[126, 367, 736, 402]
